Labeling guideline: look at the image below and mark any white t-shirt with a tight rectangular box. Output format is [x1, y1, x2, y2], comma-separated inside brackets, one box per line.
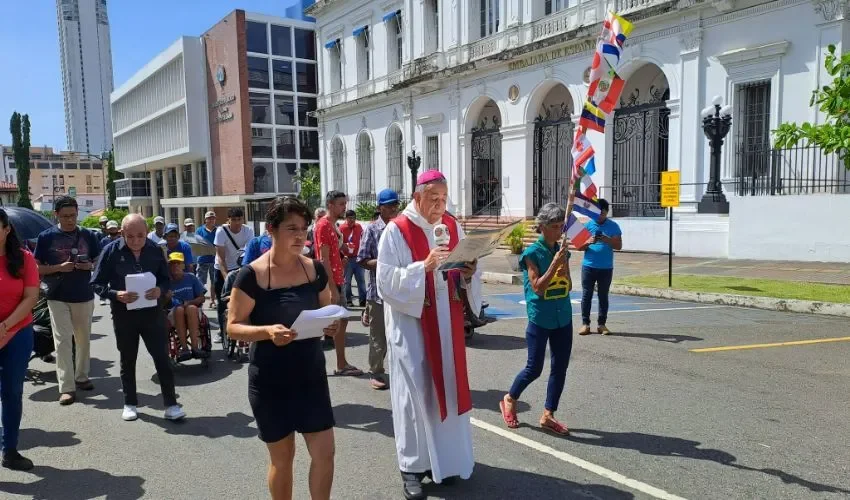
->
[148, 231, 165, 245]
[214, 224, 255, 271]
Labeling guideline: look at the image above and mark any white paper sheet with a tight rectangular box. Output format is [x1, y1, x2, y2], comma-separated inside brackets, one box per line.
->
[290, 305, 348, 341]
[125, 272, 157, 310]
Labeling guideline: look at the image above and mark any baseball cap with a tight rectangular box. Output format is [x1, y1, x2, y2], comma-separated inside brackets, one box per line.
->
[99, 216, 108, 223]
[154, 216, 165, 224]
[106, 220, 119, 229]
[183, 218, 195, 226]
[377, 188, 400, 206]
[164, 223, 179, 234]
[167, 252, 185, 263]
[204, 211, 216, 219]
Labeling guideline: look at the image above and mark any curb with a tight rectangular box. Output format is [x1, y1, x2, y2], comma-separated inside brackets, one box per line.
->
[610, 285, 850, 318]
[482, 271, 522, 285]
[480, 272, 850, 317]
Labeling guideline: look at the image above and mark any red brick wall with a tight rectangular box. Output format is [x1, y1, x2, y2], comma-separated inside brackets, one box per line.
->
[203, 10, 253, 196]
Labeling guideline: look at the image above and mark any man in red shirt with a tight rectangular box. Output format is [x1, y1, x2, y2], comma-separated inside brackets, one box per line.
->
[340, 209, 366, 307]
[314, 191, 362, 377]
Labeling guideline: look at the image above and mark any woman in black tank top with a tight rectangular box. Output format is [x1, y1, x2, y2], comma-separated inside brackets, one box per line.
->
[227, 197, 340, 500]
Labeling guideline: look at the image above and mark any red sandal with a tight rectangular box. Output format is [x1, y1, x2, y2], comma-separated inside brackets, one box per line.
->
[499, 399, 519, 429]
[540, 416, 569, 436]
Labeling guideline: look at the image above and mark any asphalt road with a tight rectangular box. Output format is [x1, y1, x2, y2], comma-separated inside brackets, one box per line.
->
[4, 284, 849, 499]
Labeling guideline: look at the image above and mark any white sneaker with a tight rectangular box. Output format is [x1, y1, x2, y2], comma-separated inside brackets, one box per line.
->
[164, 405, 186, 421]
[122, 405, 138, 421]
[99, 299, 107, 305]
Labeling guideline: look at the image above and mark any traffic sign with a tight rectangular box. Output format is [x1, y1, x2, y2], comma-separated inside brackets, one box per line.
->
[68, 186, 77, 198]
[660, 171, 680, 208]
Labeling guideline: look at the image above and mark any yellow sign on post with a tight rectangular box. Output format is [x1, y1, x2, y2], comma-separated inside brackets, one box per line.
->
[660, 171, 681, 208]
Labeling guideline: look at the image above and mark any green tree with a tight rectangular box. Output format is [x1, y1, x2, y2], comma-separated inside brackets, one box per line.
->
[105, 148, 117, 209]
[295, 164, 322, 212]
[774, 44, 850, 169]
[10, 112, 33, 209]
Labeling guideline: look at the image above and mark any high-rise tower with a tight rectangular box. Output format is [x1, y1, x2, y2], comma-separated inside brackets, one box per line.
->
[56, 0, 114, 155]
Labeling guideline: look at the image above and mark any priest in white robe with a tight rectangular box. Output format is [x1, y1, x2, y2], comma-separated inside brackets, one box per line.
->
[377, 170, 482, 500]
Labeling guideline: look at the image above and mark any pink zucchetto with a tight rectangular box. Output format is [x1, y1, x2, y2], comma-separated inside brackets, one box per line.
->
[416, 169, 446, 186]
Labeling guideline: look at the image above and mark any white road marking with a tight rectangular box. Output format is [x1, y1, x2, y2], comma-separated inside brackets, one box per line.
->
[601, 305, 728, 315]
[471, 417, 688, 500]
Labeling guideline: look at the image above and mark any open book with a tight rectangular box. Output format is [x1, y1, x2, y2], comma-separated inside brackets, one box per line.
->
[437, 220, 525, 271]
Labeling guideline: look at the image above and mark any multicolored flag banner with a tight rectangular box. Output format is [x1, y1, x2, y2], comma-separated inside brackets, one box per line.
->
[563, 11, 633, 245]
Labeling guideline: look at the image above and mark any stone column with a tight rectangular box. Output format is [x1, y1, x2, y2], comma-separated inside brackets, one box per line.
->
[499, 123, 532, 218]
[175, 166, 185, 223]
[150, 170, 161, 217]
[192, 162, 201, 197]
[678, 30, 702, 207]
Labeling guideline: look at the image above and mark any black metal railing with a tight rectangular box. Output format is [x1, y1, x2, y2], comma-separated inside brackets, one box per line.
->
[735, 145, 850, 196]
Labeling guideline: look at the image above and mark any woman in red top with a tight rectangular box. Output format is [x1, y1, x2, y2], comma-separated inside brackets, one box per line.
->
[0, 208, 40, 471]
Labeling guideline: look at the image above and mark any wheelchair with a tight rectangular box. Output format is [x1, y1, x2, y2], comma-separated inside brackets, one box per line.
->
[166, 305, 213, 369]
[219, 269, 250, 363]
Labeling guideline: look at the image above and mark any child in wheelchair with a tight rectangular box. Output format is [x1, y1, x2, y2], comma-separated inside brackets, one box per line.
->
[165, 252, 210, 362]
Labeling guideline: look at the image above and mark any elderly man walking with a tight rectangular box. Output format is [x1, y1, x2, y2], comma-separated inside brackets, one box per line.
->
[91, 214, 185, 422]
[377, 171, 482, 499]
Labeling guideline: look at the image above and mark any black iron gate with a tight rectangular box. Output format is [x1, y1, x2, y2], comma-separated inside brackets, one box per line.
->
[611, 97, 670, 218]
[470, 122, 502, 215]
[533, 106, 574, 213]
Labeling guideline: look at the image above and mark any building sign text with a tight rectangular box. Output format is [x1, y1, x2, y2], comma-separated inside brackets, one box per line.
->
[211, 94, 236, 123]
[508, 40, 596, 72]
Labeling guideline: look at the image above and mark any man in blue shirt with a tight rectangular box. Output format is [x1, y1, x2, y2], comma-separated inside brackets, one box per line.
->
[195, 211, 218, 308]
[242, 230, 272, 265]
[577, 199, 623, 335]
[34, 196, 102, 405]
[165, 252, 209, 362]
[162, 223, 194, 274]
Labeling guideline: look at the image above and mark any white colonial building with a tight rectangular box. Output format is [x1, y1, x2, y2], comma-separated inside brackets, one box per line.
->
[308, 0, 850, 262]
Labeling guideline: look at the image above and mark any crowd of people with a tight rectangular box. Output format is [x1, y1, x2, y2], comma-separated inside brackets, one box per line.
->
[0, 169, 624, 500]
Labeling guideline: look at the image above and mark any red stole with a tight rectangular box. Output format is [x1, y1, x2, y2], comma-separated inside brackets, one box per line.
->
[394, 213, 472, 421]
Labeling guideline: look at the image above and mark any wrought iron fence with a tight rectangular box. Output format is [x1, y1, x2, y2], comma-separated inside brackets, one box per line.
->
[735, 145, 850, 196]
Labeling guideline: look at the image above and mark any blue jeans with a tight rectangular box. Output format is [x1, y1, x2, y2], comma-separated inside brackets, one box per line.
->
[196, 262, 214, 294]
[581, 266, 614, 326]
[0, 325, 33, 452]
[344, 260, 366, 304]
[509, 322, 573, 412]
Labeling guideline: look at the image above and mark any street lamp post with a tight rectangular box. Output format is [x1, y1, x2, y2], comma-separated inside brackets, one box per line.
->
[406, 145, 421, 196]
[697, 95, 733, 214]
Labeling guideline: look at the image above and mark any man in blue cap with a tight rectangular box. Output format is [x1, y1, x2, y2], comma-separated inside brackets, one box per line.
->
[162, 223, 194, 273]
[357, 188, 400, 390]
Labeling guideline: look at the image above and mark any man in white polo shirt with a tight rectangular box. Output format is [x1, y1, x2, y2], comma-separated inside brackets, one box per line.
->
[213, 207, 253, 333]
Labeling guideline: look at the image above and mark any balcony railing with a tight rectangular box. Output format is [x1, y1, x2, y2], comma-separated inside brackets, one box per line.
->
[115, 178, 151, 198]
[735, 145, 850, 196]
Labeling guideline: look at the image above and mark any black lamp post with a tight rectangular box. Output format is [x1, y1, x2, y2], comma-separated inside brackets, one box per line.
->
[697, 96, 732, 214]
[406, 145, 421, 195]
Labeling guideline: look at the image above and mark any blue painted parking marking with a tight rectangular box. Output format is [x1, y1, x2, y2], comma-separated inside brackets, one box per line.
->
[483, 292, 725, 321]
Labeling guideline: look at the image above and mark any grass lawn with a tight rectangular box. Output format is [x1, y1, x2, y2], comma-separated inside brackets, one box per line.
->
[616, 274, 850, 304]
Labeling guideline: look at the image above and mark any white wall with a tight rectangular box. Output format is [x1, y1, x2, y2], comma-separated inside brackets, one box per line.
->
[615, 215, 730, 258]
[729, 195, 850, 262]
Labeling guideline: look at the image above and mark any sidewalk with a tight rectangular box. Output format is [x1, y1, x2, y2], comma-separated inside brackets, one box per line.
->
[479, 249, 850, 285]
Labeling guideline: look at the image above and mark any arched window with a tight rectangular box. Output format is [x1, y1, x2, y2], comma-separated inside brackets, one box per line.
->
[356, 132, 373, 201]
[331, 137, 346, 192]
[386, 125, 404, 195]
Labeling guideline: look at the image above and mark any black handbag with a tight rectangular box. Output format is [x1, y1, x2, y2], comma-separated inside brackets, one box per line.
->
[222, 226, 245, 268]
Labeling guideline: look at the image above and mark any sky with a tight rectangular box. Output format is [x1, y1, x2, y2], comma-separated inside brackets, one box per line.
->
[0, 1, 305, 150]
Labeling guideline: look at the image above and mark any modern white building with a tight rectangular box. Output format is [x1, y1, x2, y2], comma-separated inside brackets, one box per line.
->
[56, 0, 114, 155]
[308, 0, 850, 262]
[111, 10, 320, 228]
[111, 36, 212, 223]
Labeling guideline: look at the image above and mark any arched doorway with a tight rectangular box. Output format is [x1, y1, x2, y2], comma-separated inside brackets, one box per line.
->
[611, 63, 670, 217]
[532, 83, 574, 213]
[470, 100, 502, 215]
